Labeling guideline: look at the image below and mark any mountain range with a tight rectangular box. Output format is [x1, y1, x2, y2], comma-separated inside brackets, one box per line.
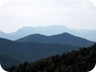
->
[0, 26, 96, 41]
[16, 33, 94, 47]
[0, 32, 95, 68]
[0, 38, 78, 68]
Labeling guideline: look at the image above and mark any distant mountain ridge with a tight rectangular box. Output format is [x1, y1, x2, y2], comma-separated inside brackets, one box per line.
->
[16, 33, 94, 47]
[0, 26, 96, 41]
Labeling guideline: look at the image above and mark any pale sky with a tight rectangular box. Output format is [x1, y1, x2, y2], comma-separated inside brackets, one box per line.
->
[0, 0, 96, 33]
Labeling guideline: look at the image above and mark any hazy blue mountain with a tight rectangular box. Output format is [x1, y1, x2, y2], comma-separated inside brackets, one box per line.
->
[0, 38, 78, 68]
[0, 31, 9, 39]
[0, 26, 96, 41]
[16, 33, 94, 47]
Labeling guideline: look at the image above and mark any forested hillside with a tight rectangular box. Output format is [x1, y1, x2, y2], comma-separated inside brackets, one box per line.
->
[7, 44, 96, 72]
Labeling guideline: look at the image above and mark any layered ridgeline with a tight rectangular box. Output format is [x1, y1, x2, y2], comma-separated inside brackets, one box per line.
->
[0, 38, 78, 68]
[0, 33, 94, 68]
[0, 26, 96, 41]
[16, 33, 94, 47]
[7, 44, 96, 72]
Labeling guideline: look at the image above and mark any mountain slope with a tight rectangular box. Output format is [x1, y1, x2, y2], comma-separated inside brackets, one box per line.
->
[16, 33, 94, 47]
[0, 55, 21, 68]
[0, 38, 78, 68]
[7, 44, 96, 72]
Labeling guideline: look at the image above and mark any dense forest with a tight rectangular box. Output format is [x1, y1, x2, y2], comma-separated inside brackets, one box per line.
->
[6, 44, 96, 72]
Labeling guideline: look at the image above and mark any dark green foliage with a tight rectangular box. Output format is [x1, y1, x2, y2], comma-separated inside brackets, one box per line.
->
[7, 44, 96, 72]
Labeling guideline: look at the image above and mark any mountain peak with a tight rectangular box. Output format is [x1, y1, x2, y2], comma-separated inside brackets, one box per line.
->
[60, 32, 72, 36]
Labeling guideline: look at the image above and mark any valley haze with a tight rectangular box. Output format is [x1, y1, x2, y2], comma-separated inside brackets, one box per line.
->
[0, 0, 96, 71]
[0, 26, 96, 42]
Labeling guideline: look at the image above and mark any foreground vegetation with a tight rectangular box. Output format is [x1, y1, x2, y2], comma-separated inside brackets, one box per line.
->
[7, 44, 96, 72]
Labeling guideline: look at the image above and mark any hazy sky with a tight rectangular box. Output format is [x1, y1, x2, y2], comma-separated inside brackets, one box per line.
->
[0, 0, 96, 33]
